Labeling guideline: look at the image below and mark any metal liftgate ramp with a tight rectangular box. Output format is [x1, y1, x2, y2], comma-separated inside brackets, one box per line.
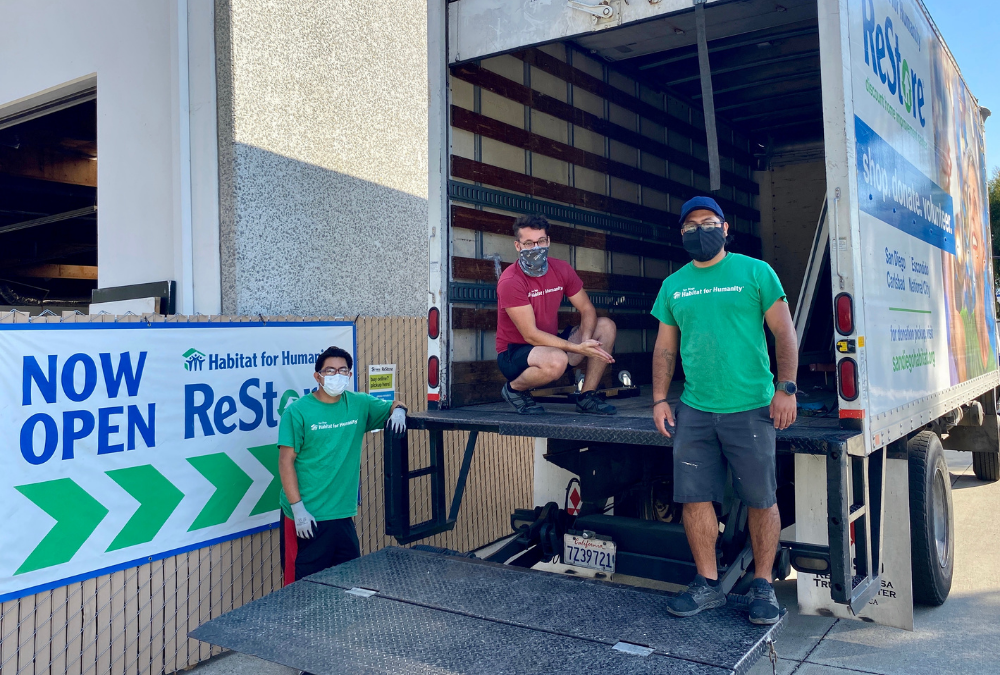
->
[388, 409, 886, 614]
[191, 547, 784, 675]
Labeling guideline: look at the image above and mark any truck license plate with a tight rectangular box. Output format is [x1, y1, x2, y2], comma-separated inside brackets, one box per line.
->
[563, 534, 616, 574]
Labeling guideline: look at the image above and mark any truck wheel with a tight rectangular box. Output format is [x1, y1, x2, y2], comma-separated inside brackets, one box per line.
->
[908, 431, 954, 606]
[972, 452, 1000, 482]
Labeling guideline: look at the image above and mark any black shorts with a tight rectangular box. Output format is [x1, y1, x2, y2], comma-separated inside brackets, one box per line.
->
[280, 514, 361, 584]
[496, 326, 574, 382]
[672, 402, 777, 509]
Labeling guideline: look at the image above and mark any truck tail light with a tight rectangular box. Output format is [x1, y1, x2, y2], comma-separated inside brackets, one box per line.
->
[428, 356, 440, 388]
[838, 358, 858, 401]
[835, 293, 854, 335]
[428, 307, 440, 339]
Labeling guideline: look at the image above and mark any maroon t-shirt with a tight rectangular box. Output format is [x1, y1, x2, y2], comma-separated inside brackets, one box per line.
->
[496, 257, 584, 353]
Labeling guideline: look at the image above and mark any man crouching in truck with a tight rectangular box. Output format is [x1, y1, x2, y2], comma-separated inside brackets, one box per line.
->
[496, 214, 618, 415]
[278, 346, 407, 582]
[651, 197, 798, 625]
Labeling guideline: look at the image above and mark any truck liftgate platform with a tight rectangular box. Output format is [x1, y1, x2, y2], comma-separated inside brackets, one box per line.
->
[191, 393, 885, 673]
[391, 392, 888, 614]
[191, 547, 783, 675]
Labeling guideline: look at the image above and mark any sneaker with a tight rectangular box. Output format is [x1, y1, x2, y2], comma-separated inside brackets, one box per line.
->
[501, 383, 545, 415]
[576, 390, 617, 415]
[747, 578, 780, 625]
[665, 574, 726, 617]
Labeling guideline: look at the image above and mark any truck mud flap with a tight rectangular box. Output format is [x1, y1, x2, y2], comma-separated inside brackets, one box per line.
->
[191, 547, 783, 675]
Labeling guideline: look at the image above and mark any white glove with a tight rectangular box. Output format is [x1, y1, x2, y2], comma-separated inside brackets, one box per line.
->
[388, 407, 407, 434]
[290, 500, 317, 539]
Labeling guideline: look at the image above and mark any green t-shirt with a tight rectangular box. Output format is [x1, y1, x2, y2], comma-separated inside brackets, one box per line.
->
[278, 391, 393, 521]
[651, 253, 786, 413]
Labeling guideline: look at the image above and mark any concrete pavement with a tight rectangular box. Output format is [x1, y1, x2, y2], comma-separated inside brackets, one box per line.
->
[188, 450, 998, 675]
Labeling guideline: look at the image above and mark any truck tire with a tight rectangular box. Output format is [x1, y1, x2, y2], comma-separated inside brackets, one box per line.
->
[908, 431, 954, 606]
[972, 452, 1000, 482]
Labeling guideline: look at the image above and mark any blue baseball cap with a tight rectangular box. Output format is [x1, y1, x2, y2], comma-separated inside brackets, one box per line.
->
[678, 196, 725, 225]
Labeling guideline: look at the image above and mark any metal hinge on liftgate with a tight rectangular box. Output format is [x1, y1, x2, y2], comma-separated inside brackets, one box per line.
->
[383, 426, 479, 544]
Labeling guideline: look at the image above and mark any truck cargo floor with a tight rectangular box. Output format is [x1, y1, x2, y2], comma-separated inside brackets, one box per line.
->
[190, 547, 782, 675]
[411, 391, 860, 452]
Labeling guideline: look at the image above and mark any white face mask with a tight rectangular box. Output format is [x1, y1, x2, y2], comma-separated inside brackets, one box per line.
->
[322, 374, 350, 397]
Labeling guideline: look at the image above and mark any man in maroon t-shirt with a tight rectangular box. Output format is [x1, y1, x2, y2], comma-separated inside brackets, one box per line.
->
[496, 214, 617, 415]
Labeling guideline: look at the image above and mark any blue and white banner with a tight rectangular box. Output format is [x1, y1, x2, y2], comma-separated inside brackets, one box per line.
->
[856, 116, 955, 254]
[0, 321, 355, 601]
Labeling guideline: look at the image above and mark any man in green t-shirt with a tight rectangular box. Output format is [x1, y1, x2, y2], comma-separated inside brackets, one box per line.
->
[650, 197, 798, 626]
[278, 345, 407, 583]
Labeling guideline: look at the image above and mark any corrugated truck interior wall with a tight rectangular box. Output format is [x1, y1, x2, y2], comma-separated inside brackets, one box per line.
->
[0, 313, 532, 675]
[755, 158, 827, 316]
[447, 44, 762, 406]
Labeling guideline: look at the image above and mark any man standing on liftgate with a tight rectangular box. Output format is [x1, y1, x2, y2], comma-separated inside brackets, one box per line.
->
[496, 214, 618, 415]
[278, 346, 408, 583]
[650, 197, 798, 625]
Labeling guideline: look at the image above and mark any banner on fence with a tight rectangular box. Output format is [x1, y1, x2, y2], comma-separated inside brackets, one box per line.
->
[0, 321, 356, 601]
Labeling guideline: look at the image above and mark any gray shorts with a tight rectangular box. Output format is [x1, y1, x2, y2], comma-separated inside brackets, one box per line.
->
[672, 402, 777, 509]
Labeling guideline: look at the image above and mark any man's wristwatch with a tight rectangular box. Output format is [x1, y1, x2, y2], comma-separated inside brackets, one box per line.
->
[776, 381, 798, 396]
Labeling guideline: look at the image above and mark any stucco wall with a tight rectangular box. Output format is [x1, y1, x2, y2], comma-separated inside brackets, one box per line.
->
[216, 0, 430, 317]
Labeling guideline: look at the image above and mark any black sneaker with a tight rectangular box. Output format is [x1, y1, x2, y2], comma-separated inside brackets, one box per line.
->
[747, 578, 780, 625]
[501, 383, 545, 415]
[576, 390, 617, 415]
[665, 575, 726, 617]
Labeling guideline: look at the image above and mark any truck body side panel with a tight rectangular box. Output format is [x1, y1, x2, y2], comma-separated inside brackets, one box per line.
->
[429, 0, 450, 407]
[845, 0, 998, 448]
[819, 0, 872, 440]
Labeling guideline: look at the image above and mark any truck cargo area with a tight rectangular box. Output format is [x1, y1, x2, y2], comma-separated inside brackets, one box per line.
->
[446, 0, 833, 410]
[192, 547, 784, 675]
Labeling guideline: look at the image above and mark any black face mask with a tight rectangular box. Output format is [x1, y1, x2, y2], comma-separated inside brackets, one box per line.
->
[682, 227, 726, 262]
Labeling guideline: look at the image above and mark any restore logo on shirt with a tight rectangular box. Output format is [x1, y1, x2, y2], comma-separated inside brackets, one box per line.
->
[674, 285, 745, 299]
[310, 419, 359, 431]
[526, 285, 565, 298]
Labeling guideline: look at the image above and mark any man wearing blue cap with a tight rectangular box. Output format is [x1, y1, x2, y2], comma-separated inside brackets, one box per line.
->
[650, 196, 798, 625]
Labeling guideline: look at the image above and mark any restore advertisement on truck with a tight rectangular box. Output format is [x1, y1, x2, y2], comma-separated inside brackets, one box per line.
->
[0, 321, 355, 602]
[852, 0, 996, 419]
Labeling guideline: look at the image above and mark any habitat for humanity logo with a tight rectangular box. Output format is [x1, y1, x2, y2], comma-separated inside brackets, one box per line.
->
[183, 348, 206, 371]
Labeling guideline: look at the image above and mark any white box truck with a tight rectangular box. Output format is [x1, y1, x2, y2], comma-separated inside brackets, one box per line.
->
[194, 1, 997, 670]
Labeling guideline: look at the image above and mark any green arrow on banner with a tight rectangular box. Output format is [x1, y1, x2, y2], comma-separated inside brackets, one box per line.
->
[105, 465, 184, 551]
[187, 453, 253, 531]
[15, 478, 109, 575]
[247, 444, 280, 516]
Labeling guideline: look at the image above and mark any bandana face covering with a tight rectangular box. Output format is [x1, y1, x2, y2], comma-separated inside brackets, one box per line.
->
[682, 227, 726, 262]
[518, 246, 549, 277]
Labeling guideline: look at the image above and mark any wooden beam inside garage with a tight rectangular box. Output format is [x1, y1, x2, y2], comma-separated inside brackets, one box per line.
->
[13, 264, 98, 280]
[0, 146, 97, 187]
